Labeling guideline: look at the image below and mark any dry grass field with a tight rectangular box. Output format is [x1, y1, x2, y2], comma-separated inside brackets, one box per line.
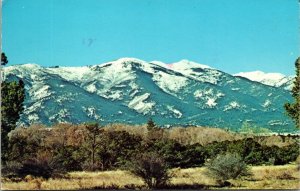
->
[1, 164, 299, 190]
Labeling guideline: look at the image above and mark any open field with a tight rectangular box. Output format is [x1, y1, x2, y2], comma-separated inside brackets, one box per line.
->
[2, 164, 299, 190]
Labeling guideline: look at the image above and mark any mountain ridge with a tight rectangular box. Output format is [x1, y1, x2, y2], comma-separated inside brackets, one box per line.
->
[4, 58, 296, 132]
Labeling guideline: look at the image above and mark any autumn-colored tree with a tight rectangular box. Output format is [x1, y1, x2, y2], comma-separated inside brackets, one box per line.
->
[81, 122, 103, 171]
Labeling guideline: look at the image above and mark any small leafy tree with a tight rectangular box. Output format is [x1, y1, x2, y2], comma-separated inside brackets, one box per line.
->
[284, 57, 300, 128]
[206, 153, 251, 185]
[128, 152, 170, 189]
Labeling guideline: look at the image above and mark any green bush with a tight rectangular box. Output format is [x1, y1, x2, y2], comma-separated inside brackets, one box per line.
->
[206, 153, 251, 185]
[128, 152, 170, 189]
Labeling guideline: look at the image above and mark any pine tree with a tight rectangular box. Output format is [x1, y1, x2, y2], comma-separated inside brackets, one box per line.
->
[1, 53, 26, 162]
[147, 118, 157, 131]
[284, 57, 300, 128]
[146, 118, 163, 141]
[1, 52, 8, 66]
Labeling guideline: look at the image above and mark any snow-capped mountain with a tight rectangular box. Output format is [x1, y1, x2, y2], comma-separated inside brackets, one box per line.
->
[234, 71, 294, 90]
[4, 58, 296, 132]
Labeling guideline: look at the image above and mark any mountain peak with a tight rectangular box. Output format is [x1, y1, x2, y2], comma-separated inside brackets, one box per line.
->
[234, 71, 294, 90]
[234, 71, 286, 81]
[115, 57, 146, 64]
[171, 59, 211, 69]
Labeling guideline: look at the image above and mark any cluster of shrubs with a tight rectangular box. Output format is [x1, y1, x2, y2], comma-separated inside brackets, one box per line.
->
[2, 121, 299, 186]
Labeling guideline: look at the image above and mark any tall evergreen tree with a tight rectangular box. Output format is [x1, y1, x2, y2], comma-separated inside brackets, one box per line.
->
[1, 53, 26, 162]
[284, 57, 300, 128]
[146, 118, 164, 141]
[147, 118, 157, 131]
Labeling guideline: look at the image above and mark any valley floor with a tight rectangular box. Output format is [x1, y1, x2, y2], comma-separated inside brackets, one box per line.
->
[1, 164, 299, 190]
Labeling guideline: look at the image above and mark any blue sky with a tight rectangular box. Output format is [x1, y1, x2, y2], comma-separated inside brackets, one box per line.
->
[2, 0, 299, 75]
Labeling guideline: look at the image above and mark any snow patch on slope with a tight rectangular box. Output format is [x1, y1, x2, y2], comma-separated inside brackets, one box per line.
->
[194, 88, 224, 108]
[86, 83, 97, 93]
[262, 99, 272, 108]
[49, 109, 71, 123]
[153, 71, 188, 93]
[224, 101, 242, 111]
[28, 114, 39, 123]
[167, 105, 183, 118]
[83, 106, 101, 120]
[206, 98, 217, 107]
[30, 83, 51, 100]
[128, 93, 155, 114]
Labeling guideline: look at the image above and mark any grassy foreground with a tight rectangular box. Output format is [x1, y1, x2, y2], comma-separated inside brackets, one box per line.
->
[1, 164, 299, 190]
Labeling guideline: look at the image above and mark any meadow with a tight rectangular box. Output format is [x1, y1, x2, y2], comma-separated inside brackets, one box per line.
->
[2, 164, 299, 190]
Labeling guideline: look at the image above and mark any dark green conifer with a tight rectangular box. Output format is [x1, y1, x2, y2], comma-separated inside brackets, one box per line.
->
[284, 57, 300, 128]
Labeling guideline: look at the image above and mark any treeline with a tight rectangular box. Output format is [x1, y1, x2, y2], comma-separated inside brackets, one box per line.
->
[2, 121, 299, 179]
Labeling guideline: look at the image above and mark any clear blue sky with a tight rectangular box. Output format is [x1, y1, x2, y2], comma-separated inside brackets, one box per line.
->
[2, 0, 299, 75]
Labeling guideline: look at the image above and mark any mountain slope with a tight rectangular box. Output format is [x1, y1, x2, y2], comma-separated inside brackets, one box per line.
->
[4, 58, 296, 132]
